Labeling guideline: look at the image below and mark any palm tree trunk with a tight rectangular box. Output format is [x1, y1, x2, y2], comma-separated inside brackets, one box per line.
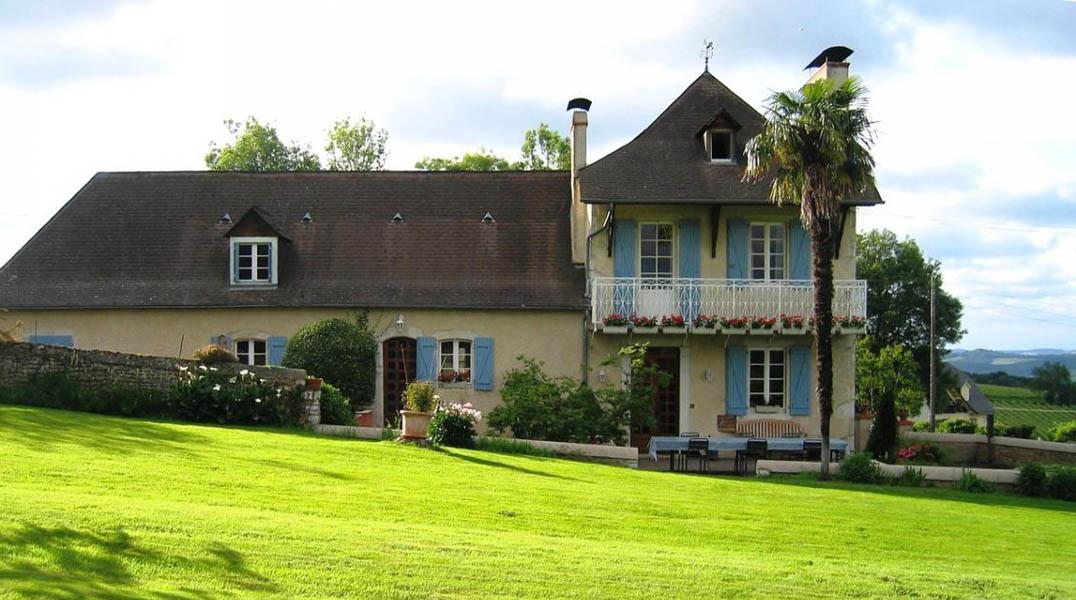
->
[811, 226, 836, 480]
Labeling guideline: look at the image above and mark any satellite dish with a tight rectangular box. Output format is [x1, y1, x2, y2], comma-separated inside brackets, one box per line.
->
[805, 46, 853, 70]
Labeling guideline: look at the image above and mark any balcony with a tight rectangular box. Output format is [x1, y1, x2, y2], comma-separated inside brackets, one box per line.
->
[590, 277, 867, 333]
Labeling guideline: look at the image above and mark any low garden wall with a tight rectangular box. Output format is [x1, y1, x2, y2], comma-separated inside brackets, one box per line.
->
[903, 431, 1076, 467]
[756, 459, 1019, 487]
[0, 341, 306, 392]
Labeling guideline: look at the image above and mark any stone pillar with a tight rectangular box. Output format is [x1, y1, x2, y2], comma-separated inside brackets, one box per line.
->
[303, 377, 322, 426]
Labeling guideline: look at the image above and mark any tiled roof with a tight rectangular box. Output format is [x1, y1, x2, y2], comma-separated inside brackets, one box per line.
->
[0, 171, 585, 310]
[579, 71, 883, 205]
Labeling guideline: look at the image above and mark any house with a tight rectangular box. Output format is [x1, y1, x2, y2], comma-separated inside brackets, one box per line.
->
[913, 365, 995, 427]
[0, 48, 880, 444]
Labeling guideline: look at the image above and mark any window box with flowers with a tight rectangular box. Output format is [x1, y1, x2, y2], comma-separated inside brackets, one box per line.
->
[660, 314, 687, 335]
[779, 314, 809, 335]
[836, 315, 867, 335]
[601, 313, 630, 334]
[749, 316, 778, 336]
[720, 317, 749, 335]
[631, 315, 659, 335]
[691, 314, 719, 335]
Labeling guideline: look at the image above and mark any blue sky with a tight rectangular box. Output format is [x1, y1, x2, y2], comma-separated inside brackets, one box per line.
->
[1, 0, 1075, 350]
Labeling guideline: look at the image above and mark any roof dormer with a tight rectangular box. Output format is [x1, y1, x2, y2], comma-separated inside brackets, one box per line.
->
[698, 109, 742, 164]
[224, 207, 289, 286]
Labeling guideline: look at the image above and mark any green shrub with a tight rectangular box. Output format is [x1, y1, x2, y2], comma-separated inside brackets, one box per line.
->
[428, 403, 481, 449]
[403, 381, 437, 412]
[489, 358, 609, 444]
[318, 383, 353, 426]
[838, 452, 881, 484]
[476, 436, 556, 457]
[1016, 463, 1048, 497]
[866, 394, 898, 462]
[0, 372, 165, 417]
[168, 366, 303, 425]
[192, 344, 238, 365]
[1049, 420, 1076, 443]
[1046, 466, 1076, 501]
[282, 316, 376, 409]
[937, 418, 977, 434]
[890, 466, 928, 487]
[996, 424, 1037, 439]
[952, 470, 996, 493]
[912, 420, 930, 432]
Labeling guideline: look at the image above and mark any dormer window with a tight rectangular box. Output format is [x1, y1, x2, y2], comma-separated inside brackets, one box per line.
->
[707, 129, 734, 162]
[231, 236, 278, 285]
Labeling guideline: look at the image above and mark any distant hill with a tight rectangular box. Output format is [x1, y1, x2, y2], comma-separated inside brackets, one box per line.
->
[946, 349, 1076, 378]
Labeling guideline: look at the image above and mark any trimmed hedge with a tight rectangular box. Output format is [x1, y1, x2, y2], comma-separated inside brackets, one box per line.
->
[282, 317, 376, 409]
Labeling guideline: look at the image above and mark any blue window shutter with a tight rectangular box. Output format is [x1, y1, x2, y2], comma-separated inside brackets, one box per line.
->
[678, 219, 701, 320]
[789, 345, 812, 416]
[232, 241, 240, 283]
[28, 335, 74, 348]
[727, 218, 749, 279]
[789, 219, 811, 280]
[725, 346, 748, 416]
[613, 219, 637, 315]
[473, 337, 494, 391]
[268, 336, 287, 366]
[416, 337, 437, 382]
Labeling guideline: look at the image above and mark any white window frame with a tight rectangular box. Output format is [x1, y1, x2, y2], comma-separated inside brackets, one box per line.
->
[747, 347, 787, 414]
[638, 222, 677, 282]
[234, 338, 268, 366]
[230, 236, 278, 285]
[748, 222, 786, 281]
[707, 129, 734, 163]
[438, 339, 472, 384]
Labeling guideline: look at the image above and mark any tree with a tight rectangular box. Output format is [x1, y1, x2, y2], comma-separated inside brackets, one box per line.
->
[205, 117, 321, 171]
[857, 229, 964, 385]
[281, 315, 377, 409]
[744, 77, 877, 479]
[325, 117, 389, 171]
[856, 339, 924, 419]
[1031, 362, 1075, 405]
[866, 389, 898, 463]
[414, 148, 522, 172]
[414, 123, 570, 171]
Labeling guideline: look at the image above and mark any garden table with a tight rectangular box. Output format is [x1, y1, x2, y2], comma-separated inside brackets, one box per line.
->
[647, 436, 851, 471]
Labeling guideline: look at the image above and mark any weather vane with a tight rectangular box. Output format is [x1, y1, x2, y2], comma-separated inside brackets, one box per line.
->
[701, 39, 714, 72]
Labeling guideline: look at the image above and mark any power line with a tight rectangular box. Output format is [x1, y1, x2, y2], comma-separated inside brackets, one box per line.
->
[962, 301, 1076, 329]
[870, 212, 1076, 234]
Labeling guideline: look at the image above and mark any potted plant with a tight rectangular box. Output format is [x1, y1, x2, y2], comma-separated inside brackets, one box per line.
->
[779, 314, 808, 335]
[836, 315, 867, 335]
[720, 316, 749, 335]
[400, 381, 438, 440]
[660, 314, 687, 335]
[749, 316, 778, 336]
[601, 313, 630, 334]
[630, 315, 659, 335]
[691, 314, 718, 335]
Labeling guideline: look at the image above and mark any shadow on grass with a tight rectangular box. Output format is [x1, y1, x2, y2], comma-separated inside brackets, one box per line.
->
[432, 446, 584, 482]
[757, 472, 1076, 513]
[0, 524, 276, 599]
[0, 406, 209, 456]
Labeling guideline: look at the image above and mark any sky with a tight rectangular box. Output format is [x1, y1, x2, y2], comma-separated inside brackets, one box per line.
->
[1, 0, 1075, 351]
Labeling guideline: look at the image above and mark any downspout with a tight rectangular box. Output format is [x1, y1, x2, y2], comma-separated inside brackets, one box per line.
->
[582, 204, 614, 384]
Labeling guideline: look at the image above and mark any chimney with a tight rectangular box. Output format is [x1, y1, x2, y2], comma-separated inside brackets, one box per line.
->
[567, 97, 591, 265]
[805, 45, 853, 85]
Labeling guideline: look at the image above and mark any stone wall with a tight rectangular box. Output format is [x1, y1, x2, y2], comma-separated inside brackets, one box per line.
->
[904, 431, 1076, 467]
[0, 341, 306, 394]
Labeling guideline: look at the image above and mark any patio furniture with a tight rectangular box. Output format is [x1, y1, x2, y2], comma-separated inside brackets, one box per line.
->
[646, 437, 851, 472]
[683, 438, 710, 473]
[735, 438, 768, 475]
[736, 419, 804, 438]
[802, 439, 822, 461]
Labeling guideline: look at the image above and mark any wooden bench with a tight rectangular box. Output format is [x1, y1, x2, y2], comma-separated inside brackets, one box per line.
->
[736, 419, 804, 438]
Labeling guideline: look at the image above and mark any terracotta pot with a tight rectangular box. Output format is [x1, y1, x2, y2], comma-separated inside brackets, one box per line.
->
[400, 410, 433, 440]
[305, 378, 323, 392]
[354, 410, 374, 428]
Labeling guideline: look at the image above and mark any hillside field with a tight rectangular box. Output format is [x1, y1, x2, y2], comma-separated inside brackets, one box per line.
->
[1, 406, 1073, 599]
[979, 383, 1076, 433]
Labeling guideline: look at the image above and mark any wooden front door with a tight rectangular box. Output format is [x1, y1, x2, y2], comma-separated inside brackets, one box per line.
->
[631, 346, 681, 449]
[382, 337, 416, 426]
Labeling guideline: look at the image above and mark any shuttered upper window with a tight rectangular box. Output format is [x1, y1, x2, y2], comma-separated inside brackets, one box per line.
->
[230, 237, 278, 285]
[749, 223, 785, 281]
[639, 223, 675, 280]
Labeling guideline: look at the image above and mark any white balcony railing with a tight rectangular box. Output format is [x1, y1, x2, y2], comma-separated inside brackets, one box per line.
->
[590, 277, 867, 326]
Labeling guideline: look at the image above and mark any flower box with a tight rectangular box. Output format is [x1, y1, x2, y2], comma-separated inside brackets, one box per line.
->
[779, 315, 809, 335]
[780, 325, 808, 335]
[660, 315, 687, 335]
[749, 327, 777, 336]
[602, 325, 629, 334]
[720, 317, 750, 336]
[749, 317, 778, 335]
[630, 315, 658, 335]
[662, 326, 688, 335]
[835, 316, 866, 335]
[722, 326, 748, 336]
[754, 405, 781, 414]
[691, 326, 717, 335]
[839, 325, 867, 335]
[692, 315, 719, 334]
[633, 326, 659, 335]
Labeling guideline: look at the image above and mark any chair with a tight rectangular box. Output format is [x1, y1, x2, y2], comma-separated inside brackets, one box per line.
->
[683, 438, 710, 473]
[736, 438, 768, 475]
[803, 439, 823, 462]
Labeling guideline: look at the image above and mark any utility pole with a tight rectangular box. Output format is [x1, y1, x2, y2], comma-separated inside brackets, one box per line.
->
[928, 271, 937, 432]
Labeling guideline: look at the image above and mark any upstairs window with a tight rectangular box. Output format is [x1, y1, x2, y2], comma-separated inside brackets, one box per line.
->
[639, 223, 675, 280]
[749, 348, 785, 411]
[749, 223, 785, 280]
[231, 237, 277, 285]
[235, 338, 267, 366]
[439, 339, 472, 383]
[708, 130, 733, 162]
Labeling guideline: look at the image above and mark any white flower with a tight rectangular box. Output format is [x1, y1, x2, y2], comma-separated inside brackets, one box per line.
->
[259, 378, 266, 384]
[198, 365, 208, 372]
[212, 384, 221, 392]
[178, 366, 189, 373]
[254, 398, 262, 403]
[240, 369, 250, 377]
[209, 367, 219, 372]
[229, 377, 236, 384]
[433, 394, 441, 401]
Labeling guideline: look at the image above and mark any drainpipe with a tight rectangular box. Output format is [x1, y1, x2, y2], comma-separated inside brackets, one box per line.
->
[582, 205, 614, 384]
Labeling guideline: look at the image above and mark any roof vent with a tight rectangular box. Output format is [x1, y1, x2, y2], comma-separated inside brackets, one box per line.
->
[301, 212, 313, 224]
[566, 97, 592, 112]
[218, 212, 232, 224]
[482, 211, 495, 224]
[391, 212, 404, 223]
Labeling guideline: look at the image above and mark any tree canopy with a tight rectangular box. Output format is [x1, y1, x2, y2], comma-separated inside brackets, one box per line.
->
[325, 118, 389, 171]
[414, 149, 521, 172]
[205, 116, 388, 172]
[1031, 362, 1075, 405]
[414, 123, 570, 171]
[856, 338, 925, 418]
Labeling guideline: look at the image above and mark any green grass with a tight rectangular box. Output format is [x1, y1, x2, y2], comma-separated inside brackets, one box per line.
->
[980, 383, 1076, 433]
[1, 406, 1073, 599]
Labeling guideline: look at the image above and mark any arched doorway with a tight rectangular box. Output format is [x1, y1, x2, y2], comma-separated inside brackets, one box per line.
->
[382, 337, 417, 426]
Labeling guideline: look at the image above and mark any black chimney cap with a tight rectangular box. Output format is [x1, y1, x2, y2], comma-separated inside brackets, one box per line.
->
[566, 97, 592, 112]
[805, 46, 853, 70]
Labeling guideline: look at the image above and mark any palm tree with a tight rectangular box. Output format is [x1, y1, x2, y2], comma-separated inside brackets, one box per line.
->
[743, 77, 876, 479]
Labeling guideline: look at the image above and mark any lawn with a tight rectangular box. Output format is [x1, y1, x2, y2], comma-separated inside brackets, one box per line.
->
[1, 407, 1073, 599]
[980, 383, 1076, 433]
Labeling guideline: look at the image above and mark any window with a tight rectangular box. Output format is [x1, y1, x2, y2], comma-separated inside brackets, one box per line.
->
[749, 223, 786, 280]
[749, 348, 785, 410]
[639, 223, 675, 280]
[235, 339, 267, 366]
[439, 339, 472, 383]
[708, 130, 733, 162]
[231, 237, 277, 285]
